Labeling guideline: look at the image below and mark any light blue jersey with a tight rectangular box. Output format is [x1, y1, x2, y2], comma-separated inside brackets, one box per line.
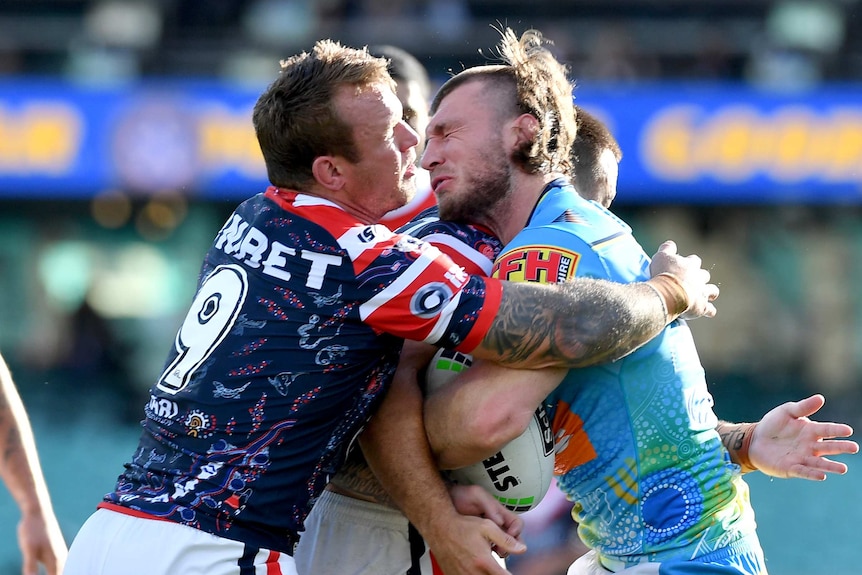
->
[492, 179, 765, 573]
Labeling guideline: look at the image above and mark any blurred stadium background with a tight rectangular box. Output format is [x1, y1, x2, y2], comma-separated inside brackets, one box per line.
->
[0, 1, 860, 573]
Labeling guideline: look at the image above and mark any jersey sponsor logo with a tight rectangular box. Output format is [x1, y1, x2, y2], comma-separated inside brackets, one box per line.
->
[338, 224, 396, 264]
[552, 403, 597, 475]
[357, 225, 382, 243]
[493, 245, 580, 284]
[684, 384, 718, 431]
[147, 394, 179, 420]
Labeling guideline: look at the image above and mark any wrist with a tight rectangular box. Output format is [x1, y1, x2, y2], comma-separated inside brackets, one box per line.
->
[720, 421, 758, 474]
[646, 273, 690, 323]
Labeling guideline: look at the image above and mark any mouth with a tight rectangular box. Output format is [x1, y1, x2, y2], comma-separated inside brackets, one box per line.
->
[430, 175, 451, 194]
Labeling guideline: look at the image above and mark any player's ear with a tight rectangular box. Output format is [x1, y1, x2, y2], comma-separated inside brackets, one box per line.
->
[512, 113, 540, 147]
[312, 155, 346, 192]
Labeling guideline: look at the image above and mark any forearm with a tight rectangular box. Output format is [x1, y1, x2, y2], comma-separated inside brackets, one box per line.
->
[472, 275, 686, 369]
[716, 420, 757, 473]
[0, 359, 55, 517]
[425, 360, 565, 469]
[359, 345, 459, 539]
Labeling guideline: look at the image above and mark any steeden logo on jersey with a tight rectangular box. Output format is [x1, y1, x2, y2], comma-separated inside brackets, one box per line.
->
[493, 246, 580, 283]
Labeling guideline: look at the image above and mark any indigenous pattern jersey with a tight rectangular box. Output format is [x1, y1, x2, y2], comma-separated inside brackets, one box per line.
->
[102, 188, 502, 554]
[492, 179, 759, 568]
[396, 206, 502, 278]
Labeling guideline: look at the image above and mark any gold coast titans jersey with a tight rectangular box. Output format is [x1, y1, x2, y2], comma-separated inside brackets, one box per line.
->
[492, 179, 759, 568]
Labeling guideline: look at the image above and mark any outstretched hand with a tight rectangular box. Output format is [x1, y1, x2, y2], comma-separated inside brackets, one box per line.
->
[649, 240, 719, 320]
[749, 394, 859, 481]
[423, 484, 525, 575]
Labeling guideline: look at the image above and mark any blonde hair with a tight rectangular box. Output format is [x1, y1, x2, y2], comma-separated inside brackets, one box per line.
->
[431, 27, 577, 175]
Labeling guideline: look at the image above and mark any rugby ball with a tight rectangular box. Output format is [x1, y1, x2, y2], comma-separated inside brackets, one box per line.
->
[425, 348, 555, 513]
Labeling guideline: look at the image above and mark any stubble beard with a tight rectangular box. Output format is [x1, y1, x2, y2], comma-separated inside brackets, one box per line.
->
[438, 155, 513, 228]
[398, 177, 417, 208]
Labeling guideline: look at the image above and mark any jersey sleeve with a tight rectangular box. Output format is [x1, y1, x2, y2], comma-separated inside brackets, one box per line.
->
[399, 213, 503, 277]
[338, 223, 502, 352]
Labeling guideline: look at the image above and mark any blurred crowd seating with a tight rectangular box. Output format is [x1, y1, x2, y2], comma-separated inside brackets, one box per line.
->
[1, 0, 859, 88]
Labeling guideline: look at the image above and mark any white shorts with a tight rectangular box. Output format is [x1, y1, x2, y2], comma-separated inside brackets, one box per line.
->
[568, 551, 660, 575]
[64, 508, 297, 575]
[295, 489, 438, 575]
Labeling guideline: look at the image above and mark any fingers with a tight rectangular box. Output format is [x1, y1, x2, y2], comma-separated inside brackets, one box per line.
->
[649, 240, 720, 321]
[480, 503, 524, 540]
[814, 437, 859, 456]
[811, 422, 856, 441]
[655, 240, 678, 257]
[814, 458, 849, 476]
[788, 464, 828, 482]
[680, 280, 720, 320]
[789, 455, 850, 481]
[451, 485, 525, 540]
[484, 522, 526, 558]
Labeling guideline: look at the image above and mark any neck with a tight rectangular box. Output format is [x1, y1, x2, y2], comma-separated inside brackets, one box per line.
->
[288, 186, 385, 225]
[485, 172, 560, 245]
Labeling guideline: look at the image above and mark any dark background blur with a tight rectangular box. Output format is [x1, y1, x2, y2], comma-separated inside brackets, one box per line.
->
[0, 1, 860, 574]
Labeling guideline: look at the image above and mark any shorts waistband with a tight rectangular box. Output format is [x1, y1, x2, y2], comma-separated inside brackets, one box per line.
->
[98, 502, 300, 557]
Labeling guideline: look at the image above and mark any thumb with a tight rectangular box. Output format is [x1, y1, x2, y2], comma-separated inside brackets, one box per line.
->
[786, 394, 826, 419]
[487, 528, 527, 557]
[656, 240, 678, 256]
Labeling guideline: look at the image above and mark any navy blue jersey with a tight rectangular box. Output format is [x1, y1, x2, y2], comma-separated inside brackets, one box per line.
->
[102, 188, 502, 553]
[396, 206, 503, 278]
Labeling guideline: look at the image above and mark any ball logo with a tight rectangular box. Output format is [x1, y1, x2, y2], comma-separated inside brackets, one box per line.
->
[536, 404, 554, 457]
[482, 452, 520, 492]
[410, 283, 453, 318]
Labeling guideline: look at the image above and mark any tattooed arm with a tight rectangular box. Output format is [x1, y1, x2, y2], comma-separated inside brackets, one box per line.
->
[0, 351, 67, 575]
[357, 243, 717, 573]
[470, 241, 718, 369]
[717, 394, 858, 481]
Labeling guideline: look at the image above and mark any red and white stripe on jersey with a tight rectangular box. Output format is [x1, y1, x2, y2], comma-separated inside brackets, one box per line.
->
[417, 231, 495, 276]
[266, 187, 500, 353]
[355, 239, 471, 343]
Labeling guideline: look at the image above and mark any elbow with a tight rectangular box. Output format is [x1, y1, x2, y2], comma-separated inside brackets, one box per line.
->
[464, 406, 533, 457]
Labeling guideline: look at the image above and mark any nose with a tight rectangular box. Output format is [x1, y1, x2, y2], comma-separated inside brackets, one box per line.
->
[420, 139, 439, 171]
[398, 120, 420, 151]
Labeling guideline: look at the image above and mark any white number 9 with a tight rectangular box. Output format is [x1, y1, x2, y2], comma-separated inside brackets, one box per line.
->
[158, 264, 249, 394]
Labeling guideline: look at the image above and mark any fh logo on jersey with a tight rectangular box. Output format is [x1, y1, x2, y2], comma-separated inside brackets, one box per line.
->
[493, 246, 580, 283]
